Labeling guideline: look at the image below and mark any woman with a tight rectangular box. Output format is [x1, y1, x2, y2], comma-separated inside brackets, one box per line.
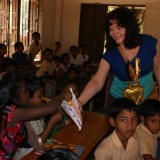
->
[77, 7, 160, 113]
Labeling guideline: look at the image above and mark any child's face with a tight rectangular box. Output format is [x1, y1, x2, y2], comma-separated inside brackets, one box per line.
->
[33, 35, 40, 43]
[142, 114, 160, 134]
[111, 110, 138, 142]
[80, 47, 87, 55]
[29, 88, 44, 107]
[16, 46, 24, 53]
[44, 51, 53, 61]
[70, 48, 78, 57]
[62, 56, 70, 65]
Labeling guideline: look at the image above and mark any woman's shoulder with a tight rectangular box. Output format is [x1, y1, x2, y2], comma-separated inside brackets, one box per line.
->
[140, 34, 157, 42]
[103, 48, 119, 60]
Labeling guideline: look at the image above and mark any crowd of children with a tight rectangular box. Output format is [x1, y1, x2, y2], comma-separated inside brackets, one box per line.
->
[0, 30, 160, 159]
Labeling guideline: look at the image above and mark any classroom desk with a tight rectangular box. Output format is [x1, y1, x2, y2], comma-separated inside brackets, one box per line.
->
[21, 111, 111, 160]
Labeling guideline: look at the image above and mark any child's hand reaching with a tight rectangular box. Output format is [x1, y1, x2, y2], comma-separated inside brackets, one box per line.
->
[50, 109, 64, 124]
[63, 89, 72, 102]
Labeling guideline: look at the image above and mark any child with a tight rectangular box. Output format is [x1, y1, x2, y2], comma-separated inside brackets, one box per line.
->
[28, 31, 43, 64]
[26, 75, 63, 143]
[94, 97, 139, 160]
[134, 99, 160, 160]
[0, 71, 62, 159]
[53, 41, 61, 57]
[56, 66, 80, 95]
[69, 45, 79, 66]
[60, 53, 70, 72]
[49, 79, 80, 136]
[12, 41, 31, 68]
[36, 48, 56, 78]
[81, 60, 93, 88]
[53, 55, 66, 80]
[76, 45, 88, 67]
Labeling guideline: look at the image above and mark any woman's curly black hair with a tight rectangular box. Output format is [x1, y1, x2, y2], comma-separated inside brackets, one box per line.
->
[105, 7, 141, 50]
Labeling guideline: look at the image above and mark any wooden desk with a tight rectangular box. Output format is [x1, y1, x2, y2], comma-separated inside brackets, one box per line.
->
[21, 112, 111, 160]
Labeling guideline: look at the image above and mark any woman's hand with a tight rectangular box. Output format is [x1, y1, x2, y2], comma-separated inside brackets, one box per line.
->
[77, 99, 83, 112]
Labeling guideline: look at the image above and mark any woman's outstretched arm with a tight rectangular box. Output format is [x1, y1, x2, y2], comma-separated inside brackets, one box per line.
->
[78, 59, 110, 108]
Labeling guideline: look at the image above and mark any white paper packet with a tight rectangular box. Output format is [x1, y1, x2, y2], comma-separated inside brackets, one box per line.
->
[61, 88, 82, 130]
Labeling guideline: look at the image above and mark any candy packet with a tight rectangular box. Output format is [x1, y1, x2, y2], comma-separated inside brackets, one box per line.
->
[61, 88, 82, 130]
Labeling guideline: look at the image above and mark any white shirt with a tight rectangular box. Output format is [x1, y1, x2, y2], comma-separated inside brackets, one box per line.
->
[36, 60, 56, 77]
[134, 123, 160, 159]
[76, 53, 88, 66]
[95, 130, 139, 160]
[28, 41, 43, 61]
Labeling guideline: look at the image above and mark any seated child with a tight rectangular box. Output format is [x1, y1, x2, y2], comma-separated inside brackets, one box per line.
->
[28, 31, 43, 64]
[69, 45, 79, 66]
[134, 99, 160, 160]
[94, 97, 139, 160]
[49, 79, 80, 136]
[12, 41, 29, 67]
[25, 75, 63, 143]
[36, 48, 56, 78]
[60, 53, 70, 72]
[0, 72, 63, 159]
[53, 55, 66, 79]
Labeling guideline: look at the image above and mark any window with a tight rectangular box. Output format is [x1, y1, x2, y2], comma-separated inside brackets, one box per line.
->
[0, 0, 40, 61]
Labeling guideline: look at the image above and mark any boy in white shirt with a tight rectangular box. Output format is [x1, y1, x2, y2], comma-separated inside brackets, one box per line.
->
[94, 98, 139, 160]
[28, 32, 43, 64]
[76, 45, 88, 67]
[134, 99, 160, 160]
[36, 48, 56, 78]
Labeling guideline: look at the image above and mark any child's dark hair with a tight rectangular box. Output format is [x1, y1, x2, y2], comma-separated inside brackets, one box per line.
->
[109, 97, 137, 119]
[61, 53, 70, 60]
[14, 41, 24, 50]
[0, 43, 6, 50]
[105, 7, 141, 50]
[67, 66, 79, 74]
[139, 99, 160, 117]
[43, 48, 53, 56]
[54, 41, 61, 46]
[32, 31, 40, 38]
[25, 75, 45, 98]
[37, 148, 79, 160]
[69, 45, 78, 52]
[0, 72, 24, 109]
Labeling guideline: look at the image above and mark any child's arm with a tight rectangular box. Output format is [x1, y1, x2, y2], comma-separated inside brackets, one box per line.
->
[11, 94, 63, 123]
[40, 110, 63, 143]
[143, 154, 157, 160]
